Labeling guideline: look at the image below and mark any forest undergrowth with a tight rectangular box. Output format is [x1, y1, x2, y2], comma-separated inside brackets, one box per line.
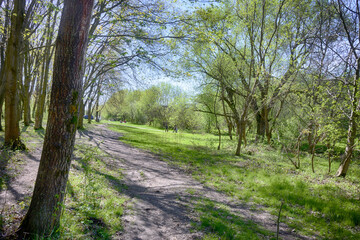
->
[108, 121, 360, 240]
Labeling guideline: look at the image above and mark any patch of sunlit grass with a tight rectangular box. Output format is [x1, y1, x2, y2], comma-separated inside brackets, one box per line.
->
[108, 122, 360, 239]
[59, 145, 127, 239]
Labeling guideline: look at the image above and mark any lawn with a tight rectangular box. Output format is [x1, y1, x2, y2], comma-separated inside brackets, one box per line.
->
[107, 121, 360, 240]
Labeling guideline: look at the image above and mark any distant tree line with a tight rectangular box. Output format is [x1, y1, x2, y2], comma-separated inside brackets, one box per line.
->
[103, 83, 204, 131]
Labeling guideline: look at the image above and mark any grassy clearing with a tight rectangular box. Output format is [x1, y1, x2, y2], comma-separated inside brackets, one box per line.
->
[107, 121, 360, 240]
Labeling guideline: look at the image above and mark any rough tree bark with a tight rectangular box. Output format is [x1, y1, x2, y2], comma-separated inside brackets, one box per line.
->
[3, 0, 26, 150]
[17, 0, 94, 237]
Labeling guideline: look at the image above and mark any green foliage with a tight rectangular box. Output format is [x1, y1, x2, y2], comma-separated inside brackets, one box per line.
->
[103, 83, 203, 130]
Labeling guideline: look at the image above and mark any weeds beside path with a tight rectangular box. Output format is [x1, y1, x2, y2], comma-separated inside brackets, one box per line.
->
[81, 124, 309, 240]
[1, 123, 309, 239]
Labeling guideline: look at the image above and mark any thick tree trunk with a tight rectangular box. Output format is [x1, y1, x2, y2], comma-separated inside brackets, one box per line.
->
[256, 111, 265, 140]
[256, 106, 271, 143]
[17, 0, 94, 237]
[4, 0, 26, 150]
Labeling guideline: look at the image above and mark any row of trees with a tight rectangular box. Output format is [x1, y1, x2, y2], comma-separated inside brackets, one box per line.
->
[103, 83, 203, 130]
[164, 0, 360, 177]
[0, 0, 180, 237]
[0, 0, 177, 147]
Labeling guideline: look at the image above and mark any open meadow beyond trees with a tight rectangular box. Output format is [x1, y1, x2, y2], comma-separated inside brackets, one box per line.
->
[0, 0, 360, 239]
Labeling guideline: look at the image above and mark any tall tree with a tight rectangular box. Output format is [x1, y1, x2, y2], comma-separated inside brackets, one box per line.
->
[17, 0, 94, 237]
[0, 0, 11, 131]
[335, 0, 360, 177]
[3, 0, 26, 149]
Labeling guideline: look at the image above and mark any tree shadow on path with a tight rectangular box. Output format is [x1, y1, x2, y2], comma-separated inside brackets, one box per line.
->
[76, 124, 311, 240]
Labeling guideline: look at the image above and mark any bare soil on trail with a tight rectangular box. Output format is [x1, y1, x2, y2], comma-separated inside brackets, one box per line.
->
[1, 124, 311, 239]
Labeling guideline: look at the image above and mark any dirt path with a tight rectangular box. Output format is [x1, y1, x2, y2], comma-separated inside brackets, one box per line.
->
[77, 124, 310, 240]
[1, 124, 310, 239]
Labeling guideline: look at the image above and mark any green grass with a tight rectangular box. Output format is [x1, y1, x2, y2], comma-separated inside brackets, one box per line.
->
[193, 198, 273, 240]
[0, 123, 128, 239]
[107, 121, 360, 240]
[58, 144, 127, 239]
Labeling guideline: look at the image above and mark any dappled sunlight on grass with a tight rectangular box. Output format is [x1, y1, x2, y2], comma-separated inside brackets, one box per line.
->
[108, 122, 360, 239]
[59, 145, 127, 239]
[194, 198, 272, 240]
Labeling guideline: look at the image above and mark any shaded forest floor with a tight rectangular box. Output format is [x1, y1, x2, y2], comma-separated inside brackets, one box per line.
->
[0, 123, 359, 239]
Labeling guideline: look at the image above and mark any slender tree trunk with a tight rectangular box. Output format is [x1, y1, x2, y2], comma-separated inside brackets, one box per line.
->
[0, 0, 10, 131]
[242, 120, 247, 147]
[235, 117, 247, 156]
[17, 0, 94, 237]
[95, 87, 101, 122]
[23, 42, 31, 126]
[336, 58, 359, 177]
[4, 0, 26, 150]
[264, 107, 271, 144]
[336, 110, 357, 177]
[235, 118, 242, 156]
[334, 0, 360, 177]
[221, 97, 233, 140]
[77, 99, 85, 129]
[327, 143, 332, 173]
[32, 91, 37, 119]
[34, 9, 55, 130]
[86, 82, 96, 124]
[87, 100, 93, 123]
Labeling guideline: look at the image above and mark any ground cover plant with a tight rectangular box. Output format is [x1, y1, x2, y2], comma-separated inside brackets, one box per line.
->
[108, 121, 360, 240]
